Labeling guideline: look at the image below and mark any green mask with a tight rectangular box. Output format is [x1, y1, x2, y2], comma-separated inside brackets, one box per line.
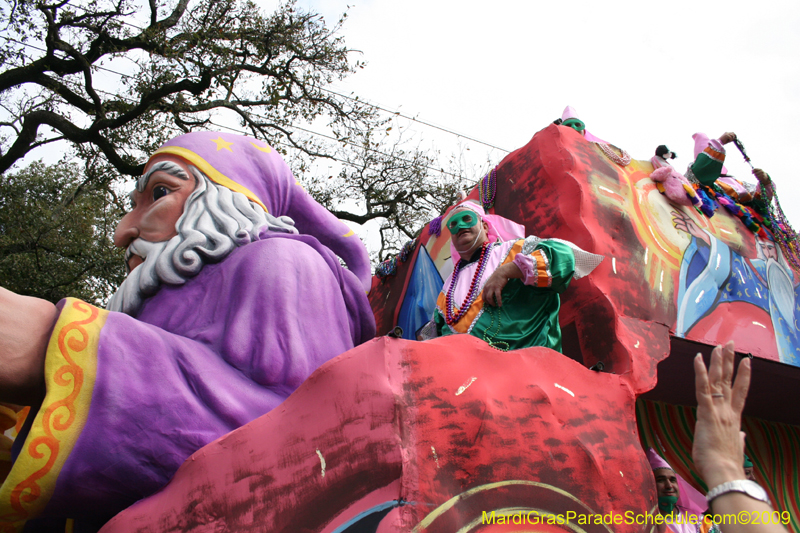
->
[658, 495, 678, 515]
[562, 118, 586, 133]
[446, 211, 479, 235]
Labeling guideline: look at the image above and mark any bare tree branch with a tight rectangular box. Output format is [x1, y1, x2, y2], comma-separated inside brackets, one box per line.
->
[0, 0, 474, 265]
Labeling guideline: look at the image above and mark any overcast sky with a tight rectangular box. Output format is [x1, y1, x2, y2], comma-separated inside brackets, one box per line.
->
[259, 0, 800, 229]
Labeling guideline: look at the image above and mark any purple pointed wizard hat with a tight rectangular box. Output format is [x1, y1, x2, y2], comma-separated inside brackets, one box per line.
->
[149, 131, 372, 291]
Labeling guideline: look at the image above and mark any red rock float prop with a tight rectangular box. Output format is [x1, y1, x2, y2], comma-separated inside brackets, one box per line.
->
[101, 335, 658, 532]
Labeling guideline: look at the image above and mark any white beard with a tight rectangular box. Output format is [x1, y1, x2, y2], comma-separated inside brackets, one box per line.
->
[106, 238, 172, 316]
[106, 172, 296, 317]
[765, 257, 796, 323]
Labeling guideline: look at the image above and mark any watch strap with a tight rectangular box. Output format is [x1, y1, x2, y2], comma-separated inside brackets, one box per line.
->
[706, 480, 769, 504]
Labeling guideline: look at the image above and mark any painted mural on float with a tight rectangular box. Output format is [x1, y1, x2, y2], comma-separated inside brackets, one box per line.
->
[375, 123, 799, 368]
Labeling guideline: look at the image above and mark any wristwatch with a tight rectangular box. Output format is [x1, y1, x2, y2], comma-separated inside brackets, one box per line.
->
[706, 480, 770, 505]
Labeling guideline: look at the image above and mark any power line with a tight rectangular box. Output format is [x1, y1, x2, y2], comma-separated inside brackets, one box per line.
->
[2, 38, 490, 181]
[6, 37, 470, 179]
[320, 87, 511, 153]
[237, 103, 465, 179]
[52, 6, 503, 156]
[29, 5, 484, 213]
[4, 34, 504, 157]
[207, 116, 467, 181]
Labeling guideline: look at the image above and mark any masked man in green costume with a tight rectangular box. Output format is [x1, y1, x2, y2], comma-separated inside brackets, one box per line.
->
[422, 202, 602, 352]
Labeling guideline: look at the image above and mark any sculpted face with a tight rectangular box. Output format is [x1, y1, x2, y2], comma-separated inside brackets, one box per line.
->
[653, 468, 679, 499]
[114, 155, 197, 271]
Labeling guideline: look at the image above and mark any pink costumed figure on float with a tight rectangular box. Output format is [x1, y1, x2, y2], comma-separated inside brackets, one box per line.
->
[649, 145, 702, 208]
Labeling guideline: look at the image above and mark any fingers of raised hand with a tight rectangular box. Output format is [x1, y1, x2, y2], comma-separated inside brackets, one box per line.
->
[704, 342, 749, 412]
[481, 287, 492, 306]
[708, 344, 725, 397]
[731, 357, 751, 415]
[720, 341, 736, 391]
[694, 353, 713, 409]
[484, 273, 508, 307]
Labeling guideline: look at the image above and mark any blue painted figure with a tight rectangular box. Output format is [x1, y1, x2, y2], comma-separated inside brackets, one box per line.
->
[673, 210, 800, 366]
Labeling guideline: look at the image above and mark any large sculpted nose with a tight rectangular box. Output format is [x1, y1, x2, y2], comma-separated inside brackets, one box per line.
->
[114, 211, 140, 248]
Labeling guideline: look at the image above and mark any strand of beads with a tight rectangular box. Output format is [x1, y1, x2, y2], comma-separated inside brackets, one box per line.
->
[398, 239, 417, 262]
[775, 230, 800, 274]
[760, 180, 800, 274]
[596, 143, 632, 166]
[375, 256, 398, 280]
[482, 305, 510, 351]
[375, 239, 418, 281]
[479, 167, 498, 210]
[446, 241, 494, 325]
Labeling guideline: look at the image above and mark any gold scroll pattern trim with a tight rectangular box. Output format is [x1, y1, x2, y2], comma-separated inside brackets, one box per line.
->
[0, 299, 106, 531]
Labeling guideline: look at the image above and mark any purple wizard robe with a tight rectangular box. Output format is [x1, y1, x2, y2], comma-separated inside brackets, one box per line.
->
[2, 233, 375, 529]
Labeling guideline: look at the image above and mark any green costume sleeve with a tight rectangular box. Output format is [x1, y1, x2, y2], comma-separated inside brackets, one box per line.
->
[690, 143, 726, 186]
[524, 240, 576, 294]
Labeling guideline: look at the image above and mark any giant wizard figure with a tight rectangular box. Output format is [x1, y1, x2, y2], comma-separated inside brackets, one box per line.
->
[0, 131, 376, 529]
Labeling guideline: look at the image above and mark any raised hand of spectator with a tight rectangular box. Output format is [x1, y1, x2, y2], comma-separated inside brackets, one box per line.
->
[693, 341, 750, 488]
[692, 341, 788, 533]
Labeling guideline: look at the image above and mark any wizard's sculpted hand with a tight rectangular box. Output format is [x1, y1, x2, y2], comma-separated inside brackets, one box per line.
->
[0, 287, 56, 405]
